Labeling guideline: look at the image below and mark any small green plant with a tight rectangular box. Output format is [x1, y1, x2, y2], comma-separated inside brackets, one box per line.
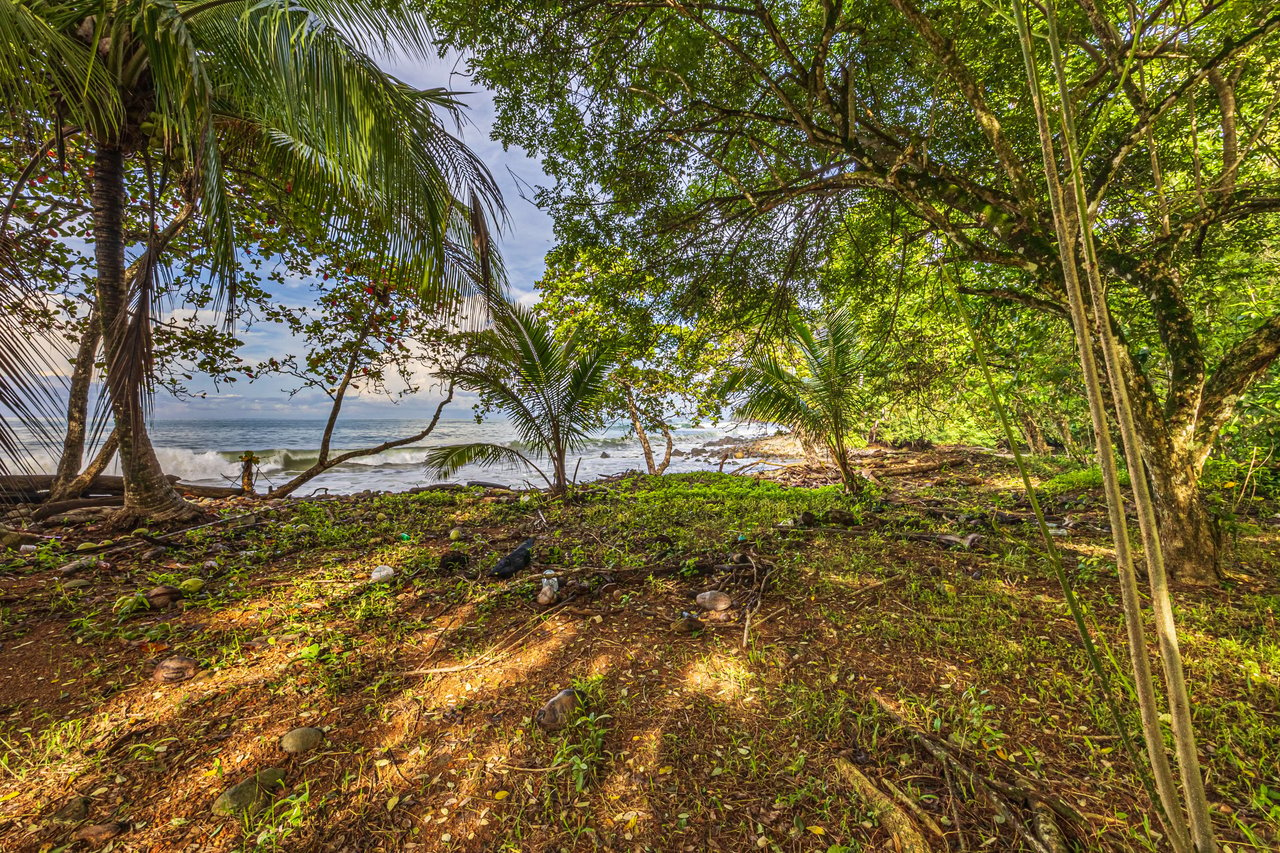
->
[242, 781, 312, 851]
[1040, 465, 1129, 496]
[547, 676, 611, 796]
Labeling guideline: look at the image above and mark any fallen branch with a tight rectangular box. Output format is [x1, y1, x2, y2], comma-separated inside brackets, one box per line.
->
[832, 758, 931, 853]
[867, 692, 1074, 853]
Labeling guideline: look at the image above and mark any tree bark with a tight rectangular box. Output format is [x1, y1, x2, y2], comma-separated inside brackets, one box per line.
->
[50, 429, 118, 502]
[622, 382, 658, 475]
[1145, 448, 1221, 586]
[655, 425, 674, 475]
[1017, 407, 1050, 455]
[91, 145, 195, 523]
[49, 313, 101, 499]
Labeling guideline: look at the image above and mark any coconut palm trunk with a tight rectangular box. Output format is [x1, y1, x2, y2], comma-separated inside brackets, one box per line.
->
[91, 145, 193, 521]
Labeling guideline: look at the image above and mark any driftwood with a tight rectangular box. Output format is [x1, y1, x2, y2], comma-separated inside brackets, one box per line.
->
[467, 480, 514, 491]
[0, 474, 239, 501]
[29, 496, 125, 521]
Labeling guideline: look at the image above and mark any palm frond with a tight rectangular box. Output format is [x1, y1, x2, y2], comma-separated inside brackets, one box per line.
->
[732, 301, 868, 446]
[423, 442, 551, 489]
[0, 0, 121, 136]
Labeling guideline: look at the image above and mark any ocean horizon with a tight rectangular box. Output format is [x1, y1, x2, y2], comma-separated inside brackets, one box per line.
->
[13, 417, 777, 494]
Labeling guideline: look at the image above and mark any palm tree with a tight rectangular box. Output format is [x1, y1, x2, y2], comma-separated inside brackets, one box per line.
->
[0, 0, 501, 521]
[425, 299, 618, 495]
[729, 302, 869, 493]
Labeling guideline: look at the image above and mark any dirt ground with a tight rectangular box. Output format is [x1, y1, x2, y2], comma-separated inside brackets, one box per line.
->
[0, 448, 1276, 852]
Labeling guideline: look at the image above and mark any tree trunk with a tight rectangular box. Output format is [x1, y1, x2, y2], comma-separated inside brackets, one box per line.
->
[621, 382, 658, 475]
[91, 145, 194, 523]
[1018, 408, 1050, 455]
[1145, 448, 1221, 586]
[50, 429, 118, 502]
[49, 314, 101, 499]
[655, 425, 674, 475]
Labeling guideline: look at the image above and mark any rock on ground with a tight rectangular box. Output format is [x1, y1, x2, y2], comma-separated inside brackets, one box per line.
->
[212, 768, 286, 817]
[279, 727, 324, 754]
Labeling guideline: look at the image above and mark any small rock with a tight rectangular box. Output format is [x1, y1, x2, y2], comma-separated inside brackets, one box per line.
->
[61, 578, 92, 590]
[671, 612, 703, 634]
[202, 560, 218, 570]
[439, 551, 467, 573]
[146, 585, 183, 609]
[536, 584, 559, 606]
[52, 795, 91, 823]
[696, 590, 733, 612]
[72, 822, 126, 846]
[599, 451, 611, 458]
[178, 578, 205, 594]
[279, 726, 324, 754]
[211, 768, 286, 816]
[536, 688, 580, 731]
[370, 565, 395, 583]
[18, 544, 37, 554]
[152, 655, 200, 684]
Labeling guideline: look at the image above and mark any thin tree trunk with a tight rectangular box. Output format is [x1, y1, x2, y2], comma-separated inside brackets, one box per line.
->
[622, 382, 658, 475]
[1010, 9, 1194, 851]
[1053, 413, 1084, 461]
[268, 382, 456, 498]
[91, 145, 194, 523]
[50, 313, 101, 499]
[1018, 408, 1050, 455]
[1039, 7, 1216, 847]
[655, 425, 674, 475]
[51, 429, 118, 502]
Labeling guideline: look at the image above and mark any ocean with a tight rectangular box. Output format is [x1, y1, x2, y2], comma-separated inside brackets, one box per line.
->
[17, 419, 776, 495]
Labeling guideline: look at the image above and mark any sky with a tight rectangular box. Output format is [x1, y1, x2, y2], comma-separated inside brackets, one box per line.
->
[152, 53, 556, 421]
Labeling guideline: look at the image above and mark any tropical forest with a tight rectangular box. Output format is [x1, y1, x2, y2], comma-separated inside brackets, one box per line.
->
[0, 1, 1278, 851]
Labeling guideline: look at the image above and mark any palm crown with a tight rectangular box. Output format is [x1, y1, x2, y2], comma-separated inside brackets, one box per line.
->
[425, 299, 618, 494]
[0, 0, 503, 516]
[730, 302, 869, 492]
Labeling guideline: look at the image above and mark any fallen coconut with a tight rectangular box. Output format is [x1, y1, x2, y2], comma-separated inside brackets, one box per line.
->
[72, 822, 126, 846]
[696, 590, 733, 612]
[51, 795, 91, 823]
[152, 655, 200, 684]
[146, 585, 183, 609]
[535, 688, 580, 731]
